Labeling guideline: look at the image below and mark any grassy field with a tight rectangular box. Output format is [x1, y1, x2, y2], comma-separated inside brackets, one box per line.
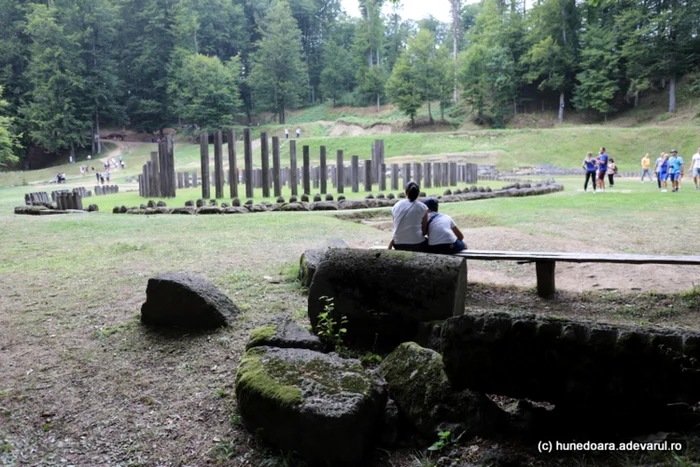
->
[2, 128, 700, 466]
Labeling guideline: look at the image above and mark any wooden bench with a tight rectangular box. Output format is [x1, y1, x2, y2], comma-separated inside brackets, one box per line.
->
[453, 250, 700, 298]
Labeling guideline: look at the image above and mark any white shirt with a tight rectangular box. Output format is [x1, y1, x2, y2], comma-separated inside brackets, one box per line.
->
[692, 153, 700, 171]
[392, 199, 427, 245]
[427, 212, 457, 245]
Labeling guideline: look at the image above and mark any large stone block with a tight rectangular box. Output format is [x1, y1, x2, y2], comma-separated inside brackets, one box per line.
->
[235, 346, 386, 464]
[308, 249, 466, 348]
[441, 312, 700, 409]
[141, 273, 239, 329]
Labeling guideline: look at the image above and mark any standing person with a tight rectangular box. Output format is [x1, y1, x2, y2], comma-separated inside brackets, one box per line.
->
[296, 128, 301, 138]
[654, 152, 665, 189]
[95, 171, 100, 183]
[691, 147, 700, 190]
[640, 153, 653, 182]
[596, 147, 608, 192]
[659, 153, 670, 192]
[284, 128, 289, 139]
[607, 158, 617, 188]
[668, 149, 683, 192]
[423, 198, 466, 255]
[389, 181, 428, 252]
[581, 152, 597, 192]
[105, 170, 111, 182]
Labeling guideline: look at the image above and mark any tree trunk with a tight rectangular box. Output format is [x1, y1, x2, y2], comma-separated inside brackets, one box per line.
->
[70, 140, 75, 161]
[91, 126, 96, 154]
[668, 75, 676, 113]
[428, 101, 433, 124]
[95, 111, 101, 154]
[557, 91, 564, 123]
[451, 0, 460, 103]
[376, 93, 380, 113]
[634, 92, 639, 108]
[279, 105, 285, 124]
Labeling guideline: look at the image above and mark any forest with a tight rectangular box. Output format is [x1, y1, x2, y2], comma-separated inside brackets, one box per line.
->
[0, 0, 698, 166]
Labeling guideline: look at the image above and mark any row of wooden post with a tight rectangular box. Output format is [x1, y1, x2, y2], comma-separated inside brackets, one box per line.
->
[139, 135, 176, 197]
[196, 128, 477, 199]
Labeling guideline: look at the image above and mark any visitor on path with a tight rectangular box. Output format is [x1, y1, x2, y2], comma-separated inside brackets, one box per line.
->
[582, 152, 597, 192]
[285, 129, 289, 139]
[668, 150, 683, 192]
[658, 153, 670, 192]
[389, 181, 428, 252]
[99, 173, 105, 185]
[596, 147, 608, 192]
[607, 158, 617, 187]
[423, 198, 466, 255]
[296, 128, 301, 138]
[654, 153, 664, 189]
[105, 171, 111, 182]
[640, 153, 653, 182]
[691, 147, 700, 190]
[95, 171, 100, 182]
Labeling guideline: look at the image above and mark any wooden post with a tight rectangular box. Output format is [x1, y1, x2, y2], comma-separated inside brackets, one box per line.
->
[441, 163, 449, 187]
[415, 162, 422, 187]
[150, 151, 160, 197]
[425, 163, 432, 188]
[289, 140, 298, 196]
[166, 135, 176, 197]
[320, 146, 327, 194]
[184, 171, 191, 188]
[336, 150, 344, 194]
[302, 145, 311, 195]
[200, 132, 210, 199]
[379, 163, 386, 191]
[177, 172, 183, 189]
[261, 132, 270, 198]
[536, 261, 556, 298]
[272, 136, 281, 197]
[449, 162, 457, 186]
[214, 130, 224, 198]
[403, 163, 411, 188]
[364, 159, 372, 192]
[244, 128, 253, 198]
[144, 162, 152, 197]
[192, 170, 198, 188]
[391, 163, 399, 190]
[227, 130, 238, 198]
[351, 155, 359, 192]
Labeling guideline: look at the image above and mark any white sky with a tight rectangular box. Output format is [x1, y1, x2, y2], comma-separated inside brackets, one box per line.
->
[341, 0, 453, 23]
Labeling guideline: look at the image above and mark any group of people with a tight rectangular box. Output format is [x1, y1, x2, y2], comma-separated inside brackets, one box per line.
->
[581, 147, 617, 192]
[640, 147, 700, 192]
[388, 182, 466, 255]
[284, 128, 302, 139]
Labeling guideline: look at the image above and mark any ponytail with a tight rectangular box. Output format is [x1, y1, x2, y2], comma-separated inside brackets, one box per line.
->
[405, 181, 420, 202]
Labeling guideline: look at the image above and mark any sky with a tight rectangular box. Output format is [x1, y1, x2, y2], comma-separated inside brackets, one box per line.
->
[340, 0, 453, 24]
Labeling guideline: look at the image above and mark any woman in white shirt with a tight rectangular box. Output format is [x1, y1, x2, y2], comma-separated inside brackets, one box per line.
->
[388, 182, 428, 251]
[423, 198, 466, 255]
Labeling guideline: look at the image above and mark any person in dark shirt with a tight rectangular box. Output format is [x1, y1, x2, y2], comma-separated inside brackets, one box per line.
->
[581, 152, 597, 192]
[596, 147, 609, 192]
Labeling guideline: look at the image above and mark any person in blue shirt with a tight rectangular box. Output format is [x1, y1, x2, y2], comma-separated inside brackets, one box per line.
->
[581, 152, 597, 192]
[596, 147, 609, 192]
[658, 153, 670, 192]
[668, 149, 684, 192]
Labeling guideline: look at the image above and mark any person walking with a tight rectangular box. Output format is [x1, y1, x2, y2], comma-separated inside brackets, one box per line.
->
[654, 152, 664, 189]
[284, 128, 289, 139]
[596, 147, 609, 192]
[640, 153, 653, 182]
[691, 147, 700, 190]
[668, 149, 683, 192]
[581, 152, 597, 192]
[607, 158, 617, 188]
[296, 128, 301, 138]
[389, 181, 428, 252]
[658, 153, 670, 192]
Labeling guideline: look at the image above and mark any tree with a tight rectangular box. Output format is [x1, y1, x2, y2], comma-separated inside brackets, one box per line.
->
[572, 25, 620, 117]
[0, 87, 20, 166]
[385, 53, 421, 124]
[354, 0, 386, 110]
[249, 0, 308, 124]
[20, 3, 87, 160]
[169, 54, 242, 128]
[319, 40, 355, 106]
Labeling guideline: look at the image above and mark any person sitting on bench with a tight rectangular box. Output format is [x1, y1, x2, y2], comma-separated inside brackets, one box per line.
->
[423, 198, 466, 255]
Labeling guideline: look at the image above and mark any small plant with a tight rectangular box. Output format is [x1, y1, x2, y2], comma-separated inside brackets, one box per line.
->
[230, 413, 242, 427]
[360, 353, 382, 367]
[42, 423, 51, 432]
[427, 430, 463, 452]
[316, 296, 348, 350]
[209, 440, 236, 463]
[213, 388, 228, 398]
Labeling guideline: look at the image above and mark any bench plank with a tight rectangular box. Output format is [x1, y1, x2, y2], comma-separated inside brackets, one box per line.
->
[455, 250, 700, 266]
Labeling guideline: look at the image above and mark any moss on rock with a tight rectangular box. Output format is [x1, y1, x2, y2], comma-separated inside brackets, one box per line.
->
[235, 347, 303, 409]
[247, 324, 276, 349]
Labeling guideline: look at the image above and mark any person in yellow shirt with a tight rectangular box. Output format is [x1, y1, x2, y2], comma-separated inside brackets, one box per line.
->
[640, 153, 652, 182]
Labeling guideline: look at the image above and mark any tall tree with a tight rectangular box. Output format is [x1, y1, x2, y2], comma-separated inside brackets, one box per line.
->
[319, 40, 355, 106]
[0, 86, 20, 166]
[450, 0, 462, 103]
[20, 3, 87, 160]
[572, 25, 620, 117]
[249, 0, 308, 124]
[354, 0, 386, 110]
[169, 54, 242, 128]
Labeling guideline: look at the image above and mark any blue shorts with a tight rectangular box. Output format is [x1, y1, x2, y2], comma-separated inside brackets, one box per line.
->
[659, 172, 668, 181]
[670, 173, 680, 181]
[694, 168, 700, 177]
[427, 239, 466, 255]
